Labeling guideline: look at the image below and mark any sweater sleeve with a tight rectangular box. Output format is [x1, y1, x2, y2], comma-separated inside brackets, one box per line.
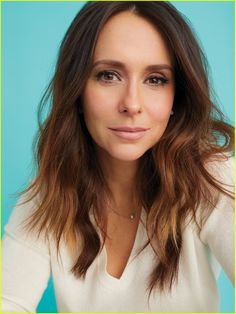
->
[199, 156, 234, 285]
[2, 194, 51, 312]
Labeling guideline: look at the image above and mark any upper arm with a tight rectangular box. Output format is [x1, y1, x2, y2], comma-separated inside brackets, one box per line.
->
[200, 156, 234, 284]
[2, 194, 51, 312]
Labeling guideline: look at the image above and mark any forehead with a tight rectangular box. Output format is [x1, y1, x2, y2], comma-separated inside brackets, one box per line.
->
[93, 11, 172, 67]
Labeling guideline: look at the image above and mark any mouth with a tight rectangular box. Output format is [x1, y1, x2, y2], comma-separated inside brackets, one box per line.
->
[108, 127, 150, 140]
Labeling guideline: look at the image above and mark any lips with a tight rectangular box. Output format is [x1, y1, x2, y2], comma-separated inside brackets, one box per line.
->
[108, 127, 150, 140]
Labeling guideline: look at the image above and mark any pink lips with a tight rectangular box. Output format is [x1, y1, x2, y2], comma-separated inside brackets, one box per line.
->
[109, 127, 149, 140]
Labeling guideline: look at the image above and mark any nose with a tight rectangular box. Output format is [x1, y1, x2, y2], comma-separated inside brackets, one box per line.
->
[118, 82, 142, 115]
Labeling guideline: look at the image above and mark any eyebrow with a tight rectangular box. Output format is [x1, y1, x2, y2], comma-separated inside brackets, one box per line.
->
[92, 59, 173, 73]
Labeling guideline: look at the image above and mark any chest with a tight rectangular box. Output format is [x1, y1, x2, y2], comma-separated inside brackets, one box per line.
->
[104, 215, 140, 279]
[50, 219, 220, 312]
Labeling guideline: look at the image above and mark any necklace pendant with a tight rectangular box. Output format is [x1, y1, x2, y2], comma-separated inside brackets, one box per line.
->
[130, 213, 135, 220]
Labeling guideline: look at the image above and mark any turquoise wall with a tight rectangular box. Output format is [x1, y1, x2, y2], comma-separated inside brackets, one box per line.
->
[2, 1, 234, 312]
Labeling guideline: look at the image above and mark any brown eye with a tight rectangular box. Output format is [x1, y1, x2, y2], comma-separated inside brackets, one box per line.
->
[146, 76, 168, 86]
[96, 70, 120, 82]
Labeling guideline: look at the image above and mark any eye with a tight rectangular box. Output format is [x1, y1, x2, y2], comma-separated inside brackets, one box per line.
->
[145, 76, 168, 86]
[96, 70, 120, 83]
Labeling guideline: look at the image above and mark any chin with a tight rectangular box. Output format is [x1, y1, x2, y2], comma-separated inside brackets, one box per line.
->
[107, 146, 148, 161]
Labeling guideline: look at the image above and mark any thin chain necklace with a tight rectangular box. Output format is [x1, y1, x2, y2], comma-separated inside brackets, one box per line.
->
[108, 204, 139, 220]
[112, 209, 137, 220]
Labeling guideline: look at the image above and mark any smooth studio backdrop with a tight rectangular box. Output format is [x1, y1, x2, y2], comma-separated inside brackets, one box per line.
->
[2, 1, 234, 312]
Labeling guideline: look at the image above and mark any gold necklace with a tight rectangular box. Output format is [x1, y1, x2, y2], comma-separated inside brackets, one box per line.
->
[109, 205, 138, 220]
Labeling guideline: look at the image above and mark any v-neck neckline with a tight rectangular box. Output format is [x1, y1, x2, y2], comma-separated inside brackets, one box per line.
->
[96, 209, 147, 289]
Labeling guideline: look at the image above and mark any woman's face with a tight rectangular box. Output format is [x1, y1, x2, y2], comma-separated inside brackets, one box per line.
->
[83, 11, 175, 162]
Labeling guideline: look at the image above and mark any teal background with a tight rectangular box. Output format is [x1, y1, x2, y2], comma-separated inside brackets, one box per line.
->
[2, 1, 234, 313]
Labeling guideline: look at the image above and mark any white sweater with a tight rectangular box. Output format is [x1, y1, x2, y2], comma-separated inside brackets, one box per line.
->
[2, 157, 234, 312]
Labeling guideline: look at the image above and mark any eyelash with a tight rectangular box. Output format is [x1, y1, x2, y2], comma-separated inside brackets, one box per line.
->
[146, 76, 168, 86]
[96, 70, 120, 83]
[95, 70, 169, 86]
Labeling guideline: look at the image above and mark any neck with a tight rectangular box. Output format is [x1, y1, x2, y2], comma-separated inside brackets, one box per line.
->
[97, 150, 140, 216]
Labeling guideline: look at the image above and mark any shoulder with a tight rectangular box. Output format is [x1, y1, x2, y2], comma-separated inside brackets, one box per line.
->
[5, 191, 39, 232]
[205, 153, 234, 192]
[4, 191, 49, 254]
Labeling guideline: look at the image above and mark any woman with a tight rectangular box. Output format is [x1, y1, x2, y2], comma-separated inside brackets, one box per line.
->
[2, 1, 234, 312]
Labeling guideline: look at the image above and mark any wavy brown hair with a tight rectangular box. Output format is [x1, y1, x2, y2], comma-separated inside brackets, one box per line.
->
[23, 1, 234, 294]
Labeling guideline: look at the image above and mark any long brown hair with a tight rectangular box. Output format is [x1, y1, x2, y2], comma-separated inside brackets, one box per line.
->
[23, 1, 234, 294]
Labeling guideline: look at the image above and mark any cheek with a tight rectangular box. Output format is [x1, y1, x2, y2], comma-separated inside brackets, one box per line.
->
[147, 91, 174, 121]
[83, 85, 115, 119]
